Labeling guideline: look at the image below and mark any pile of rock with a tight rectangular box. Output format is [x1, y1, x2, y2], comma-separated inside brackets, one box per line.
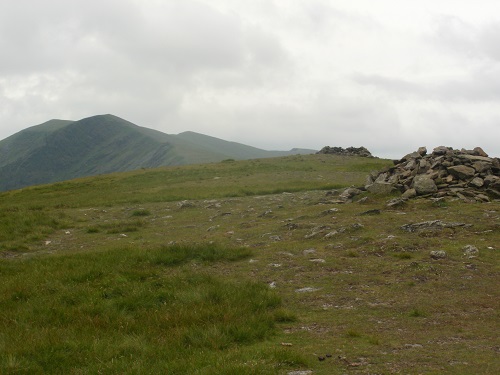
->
[366, 146, 500, 202]
[317, 146, 373, 157]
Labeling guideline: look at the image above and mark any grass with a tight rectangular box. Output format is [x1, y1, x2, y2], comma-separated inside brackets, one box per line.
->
[0, 244, 304, 374]
[0, 154, 499, 374]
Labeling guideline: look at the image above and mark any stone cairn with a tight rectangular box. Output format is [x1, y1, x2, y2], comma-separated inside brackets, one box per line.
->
[365, 146, 500, 202]
[317, 146, 373, 157]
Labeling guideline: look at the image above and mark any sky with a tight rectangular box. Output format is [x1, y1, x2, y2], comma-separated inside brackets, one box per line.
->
[1, 0, 500, 159]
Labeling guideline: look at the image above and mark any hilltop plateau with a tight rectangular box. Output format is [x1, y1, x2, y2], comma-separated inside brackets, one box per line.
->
[0, 153, 498, 374]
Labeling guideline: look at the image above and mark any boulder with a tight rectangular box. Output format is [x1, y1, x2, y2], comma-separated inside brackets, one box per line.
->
[473, 147, 488, 157]
[366, 182, 395, 194]
[432, 146, 451, 155]
[430, 250, 447, 259]
[413, 175, 438, 195]
[447, 165, 476, 180]
[401, 188, 417, 199]
[469, 177, 484, 188]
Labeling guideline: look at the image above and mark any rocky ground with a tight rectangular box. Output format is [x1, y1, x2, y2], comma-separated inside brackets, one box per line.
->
[33, 186, 500, 374]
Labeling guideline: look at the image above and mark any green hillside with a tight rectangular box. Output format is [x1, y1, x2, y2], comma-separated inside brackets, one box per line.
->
[0, 114, 316, 191]
[0, 154, 498, 374]
[0, 119, 74, 168]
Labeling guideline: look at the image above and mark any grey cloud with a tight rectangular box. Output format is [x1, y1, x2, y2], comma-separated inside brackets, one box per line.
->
[353, 69, 500, 103]
[352, 74, 428, 98]
[429, 14, 500, 63]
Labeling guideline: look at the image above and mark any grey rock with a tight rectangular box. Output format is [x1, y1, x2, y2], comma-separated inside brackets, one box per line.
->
[430, 250, 447, 259]
[367, 182, 395, 194]
[401, 220, 470, 232]
[178, 200, 195, 208]
[413, 175, 438, 195]
[484, 175, 500, 187]
[463, 245, 479, 256]
[469, 177, 484, 188]
[387, 198, 406, 208]
[402, 188, 417, 199]
[340, 187, 363, 199]
[359, 209, 381, 215]
[417, 146, 427, 156]
[475, 194, 490, 202]
[457, 154, 492, 163]
[433, 146, 451, 155]
[473, 147, 488, 157]
[309, 258, 326, 263]
[472, 161, 491, 173]
[375, 172, 388, 183]
[295, 287, 321, 293]
[486, 188, 500, 198]
[447, 165, 476, 180]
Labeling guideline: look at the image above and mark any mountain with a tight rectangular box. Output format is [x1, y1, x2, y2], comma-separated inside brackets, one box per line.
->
[0, 114, 316, 191]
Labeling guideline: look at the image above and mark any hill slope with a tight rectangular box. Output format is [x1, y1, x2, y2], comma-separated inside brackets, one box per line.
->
[0, 114, 315, 191]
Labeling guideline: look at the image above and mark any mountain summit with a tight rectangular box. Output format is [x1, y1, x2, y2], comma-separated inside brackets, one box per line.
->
[0, 114, 315, 191]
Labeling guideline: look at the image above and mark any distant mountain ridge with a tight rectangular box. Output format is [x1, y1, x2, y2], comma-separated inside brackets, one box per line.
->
[0, 114, 316, 191]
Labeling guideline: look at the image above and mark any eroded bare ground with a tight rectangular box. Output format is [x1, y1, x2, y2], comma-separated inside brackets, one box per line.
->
[36, 190, 500, 374]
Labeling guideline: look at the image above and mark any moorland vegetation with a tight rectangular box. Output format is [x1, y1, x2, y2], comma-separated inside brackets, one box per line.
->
[0, 154, 499, 374]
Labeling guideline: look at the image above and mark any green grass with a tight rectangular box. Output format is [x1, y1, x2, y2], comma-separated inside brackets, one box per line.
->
[0, 244, 304, 374]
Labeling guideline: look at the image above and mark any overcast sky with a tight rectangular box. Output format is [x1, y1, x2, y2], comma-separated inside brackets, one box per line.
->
[1, 0, 499, 158]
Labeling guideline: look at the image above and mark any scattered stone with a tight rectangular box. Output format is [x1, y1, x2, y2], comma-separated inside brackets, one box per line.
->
[287, 371, 312, 375]
[463, 245, 479, 257]
[178, 200, 195, 208]
[405, 343, 424, 349]
[285, 223, 300, 230]
[401, 220, 471, 232]
[269, 235, 282, 241]
[258, 210, 273, 217]
[340, 187, 363, 201]
[359, 209, 381, 215]
[269, 282, 277, 289]
[387, 198, 406, 208]
[320, 208, 340, 216]
[310, 259, 326, 263]
[303, 248, 317, 255]
[430, 250, 447, 259]
[295, 287, 321, 293]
